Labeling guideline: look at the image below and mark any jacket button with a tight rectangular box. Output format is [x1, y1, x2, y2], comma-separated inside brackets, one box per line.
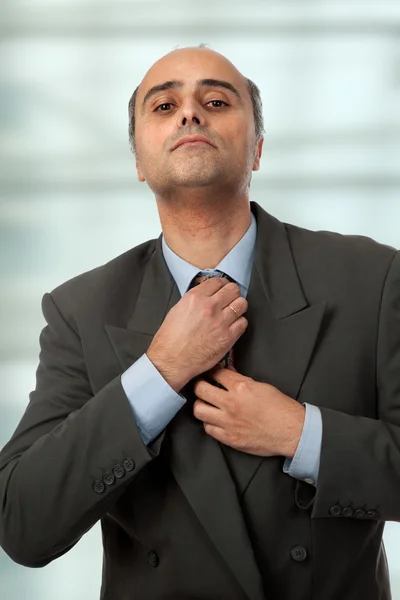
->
[341, 506, 354, 517]
[147, 550, 159, 567]
[123, 458, 135, 472]
[290, 546, 307, 562]
[113, 464, 125, 479]
[103, 471, 115, 486]
[329, 504, 342, 517]
[366, 510, 379, 519]
[93, 480, 106, 494]
[354, 508, 366, 519]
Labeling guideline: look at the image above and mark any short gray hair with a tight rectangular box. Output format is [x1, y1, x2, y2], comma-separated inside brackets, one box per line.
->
[128, 50, 264, 155]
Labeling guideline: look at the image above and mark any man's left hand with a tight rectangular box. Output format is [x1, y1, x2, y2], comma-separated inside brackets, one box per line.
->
[193, 366, 306, 458]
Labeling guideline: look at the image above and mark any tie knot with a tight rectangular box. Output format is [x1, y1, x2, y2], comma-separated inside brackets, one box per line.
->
[189, 270, 235, 289]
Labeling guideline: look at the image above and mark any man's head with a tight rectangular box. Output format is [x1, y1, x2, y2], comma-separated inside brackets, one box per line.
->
[128, 46, 264, 198]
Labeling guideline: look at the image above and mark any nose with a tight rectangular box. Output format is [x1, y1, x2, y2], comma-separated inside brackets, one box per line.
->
[178, 100, 205, 128]
[181, 115, 200, 126]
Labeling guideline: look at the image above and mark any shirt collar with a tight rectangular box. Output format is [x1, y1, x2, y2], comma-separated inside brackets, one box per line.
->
[161, 211, 257, 296]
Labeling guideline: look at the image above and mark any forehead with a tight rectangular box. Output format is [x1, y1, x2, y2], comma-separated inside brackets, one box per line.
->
[138, 49, 248, 102]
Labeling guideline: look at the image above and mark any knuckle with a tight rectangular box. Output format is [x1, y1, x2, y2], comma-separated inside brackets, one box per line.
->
[224, 282, 239, 295]
[185, 294, 198, 312]
[238, 298, 248, 312]
[201, 303, 215, 319]
[234, 380, 248, 395]
[234, 286, 242, 297]
[264, 382, 274, 395]
[218, 331, 231, 346]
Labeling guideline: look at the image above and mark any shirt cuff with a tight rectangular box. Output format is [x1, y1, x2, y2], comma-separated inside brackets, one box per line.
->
[282, 403, 322, 486]
[121, 353, 187, 445]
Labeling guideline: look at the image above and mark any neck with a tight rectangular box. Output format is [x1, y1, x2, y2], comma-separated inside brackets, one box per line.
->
[156, 192, 251, 269]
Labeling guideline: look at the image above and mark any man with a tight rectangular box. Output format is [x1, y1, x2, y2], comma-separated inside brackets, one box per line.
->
[0, 45, 399, 600]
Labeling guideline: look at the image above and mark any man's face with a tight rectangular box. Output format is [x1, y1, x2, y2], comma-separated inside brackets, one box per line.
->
[134, 48, 263, 197]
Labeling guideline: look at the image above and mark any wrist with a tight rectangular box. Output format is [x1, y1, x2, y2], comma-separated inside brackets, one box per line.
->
[282, 404, 306, 459]
[146, 350, 189, 393]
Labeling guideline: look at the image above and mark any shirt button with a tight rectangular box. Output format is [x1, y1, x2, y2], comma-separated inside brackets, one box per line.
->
[123, 458, 135, 472]
[290, 545, 308, 562]
[304, 477, 315, 485]
[103, 471, 115, 486]
[113, 464, 125, 479]
[147, 550, 159, 567]
[93, 480, 106, 494]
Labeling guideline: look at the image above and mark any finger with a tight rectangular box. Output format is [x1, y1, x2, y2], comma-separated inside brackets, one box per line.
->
[208, 366, 238, 387]
[203, 423, 226, 442]
[216, 282, 243, 309]
[193, 399, 223, 425]
[223, 297, 247, 325]
[193, 379, 227, 408]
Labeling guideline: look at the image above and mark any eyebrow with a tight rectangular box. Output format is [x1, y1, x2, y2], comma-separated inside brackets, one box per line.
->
[141, 78, 242, 112]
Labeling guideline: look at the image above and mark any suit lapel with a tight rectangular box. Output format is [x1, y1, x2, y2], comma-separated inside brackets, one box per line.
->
[220, 206, 327, 497]
[104, 201, 327, 600]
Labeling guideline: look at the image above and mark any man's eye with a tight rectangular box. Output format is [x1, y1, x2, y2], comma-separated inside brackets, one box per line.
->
[207, 100, 227, 108]
[155, 103, 172, 112]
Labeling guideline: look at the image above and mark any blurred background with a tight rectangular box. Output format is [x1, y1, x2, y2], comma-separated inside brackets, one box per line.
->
[1, 0, 400, 598]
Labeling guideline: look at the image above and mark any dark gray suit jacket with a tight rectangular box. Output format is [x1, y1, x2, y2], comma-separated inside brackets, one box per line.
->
[0, 201, 399, 600]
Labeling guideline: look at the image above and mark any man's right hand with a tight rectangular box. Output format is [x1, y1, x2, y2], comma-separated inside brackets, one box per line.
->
[146, 277, 248, 392]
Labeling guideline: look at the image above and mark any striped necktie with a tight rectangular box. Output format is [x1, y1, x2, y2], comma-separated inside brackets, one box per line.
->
[188, 270, 236, 370]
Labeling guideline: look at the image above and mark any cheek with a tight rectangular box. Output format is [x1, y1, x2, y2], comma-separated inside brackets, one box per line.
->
[136, 120, 158, 150]
[227, 124, 253, 152]
[136, 130, 152, 158]
[137, 125, 170, 165]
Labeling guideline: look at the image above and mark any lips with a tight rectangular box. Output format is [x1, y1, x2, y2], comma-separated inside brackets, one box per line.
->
[178, 141, 209, 147]
[172, 135, 214, 150]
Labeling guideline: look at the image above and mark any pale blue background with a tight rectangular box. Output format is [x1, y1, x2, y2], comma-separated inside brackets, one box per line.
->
[0, 1, 399, 598]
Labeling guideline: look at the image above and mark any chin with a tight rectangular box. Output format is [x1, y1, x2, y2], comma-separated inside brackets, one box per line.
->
[176, 178, 216, 188]
[174, 167, 223, 186]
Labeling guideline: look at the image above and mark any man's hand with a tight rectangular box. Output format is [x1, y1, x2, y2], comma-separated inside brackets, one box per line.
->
[193, 366, 306, 458]
[146, 277, 248, 393]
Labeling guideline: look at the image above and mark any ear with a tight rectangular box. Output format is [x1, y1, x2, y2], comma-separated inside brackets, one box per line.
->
[136, 160, 146, 183]
[252, 137, 264, 172]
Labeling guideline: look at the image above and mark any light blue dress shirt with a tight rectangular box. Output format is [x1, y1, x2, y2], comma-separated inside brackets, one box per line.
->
[121, 211, 322, 486]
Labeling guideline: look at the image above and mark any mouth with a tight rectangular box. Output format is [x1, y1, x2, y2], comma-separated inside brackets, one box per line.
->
[177, 141, 211, 148]
[172, 136, 215, 151]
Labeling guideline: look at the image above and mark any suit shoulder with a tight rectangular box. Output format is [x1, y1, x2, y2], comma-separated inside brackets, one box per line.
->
[282, 222, 399, 304]
[285, 221, 398, 271]
[47, 237, 157, 318]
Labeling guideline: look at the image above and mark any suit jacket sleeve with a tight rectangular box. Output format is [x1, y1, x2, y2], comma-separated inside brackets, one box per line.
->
[311, 250, 400, 520]
[0, 291, 165, 568]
